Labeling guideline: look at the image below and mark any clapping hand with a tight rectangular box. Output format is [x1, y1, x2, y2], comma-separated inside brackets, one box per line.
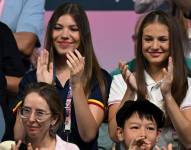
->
[66, 49, 85, 86]
[11, 140, 39, 150]
[119, 61, 137, 91]
[36, 49, 53, 84]
[160, 57, 173, 99]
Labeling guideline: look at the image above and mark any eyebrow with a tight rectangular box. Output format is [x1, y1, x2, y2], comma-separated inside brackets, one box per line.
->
[35, 108, 47, 112]
[128, 121, 156, 125]
[55, 23, 78, 27]
[128, 122, 140, 125]
[23, 106, 46, 112]
[143, 35, 169, 38]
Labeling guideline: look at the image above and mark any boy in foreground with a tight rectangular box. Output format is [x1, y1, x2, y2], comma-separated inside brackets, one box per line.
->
[116, 99, 172, 150]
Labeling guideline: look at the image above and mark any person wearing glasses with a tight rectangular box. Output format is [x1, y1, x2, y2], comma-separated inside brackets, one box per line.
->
[12, 82, 79, 150]
[13, 2, 111, 149]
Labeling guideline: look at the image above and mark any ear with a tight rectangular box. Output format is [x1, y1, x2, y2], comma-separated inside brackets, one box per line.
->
[50, 116, 58, 126]
[156, 129, 161, 142]
[116, 127, 124, 142]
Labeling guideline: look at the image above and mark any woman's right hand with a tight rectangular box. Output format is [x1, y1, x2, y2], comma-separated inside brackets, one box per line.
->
[119, 61, 137, 91]
[36, 49, 53, 84]
[11, 141, 39, 150]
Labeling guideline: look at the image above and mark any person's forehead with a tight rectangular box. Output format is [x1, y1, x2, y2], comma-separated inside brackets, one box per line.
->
[125, 112, 157, 125]
[24, 92, 50, 110]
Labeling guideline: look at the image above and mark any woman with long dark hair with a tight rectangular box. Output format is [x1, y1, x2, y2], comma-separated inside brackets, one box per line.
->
[14, 2, 111, 149]
[108, 10, 191, 149]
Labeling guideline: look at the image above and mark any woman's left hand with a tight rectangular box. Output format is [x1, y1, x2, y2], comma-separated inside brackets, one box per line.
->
[36, 49, 53, 84]
[66, 49, 85, 86]
[160, 57, 173, 98]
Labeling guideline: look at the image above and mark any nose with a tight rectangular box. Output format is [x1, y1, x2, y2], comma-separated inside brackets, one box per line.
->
[28, 112, 36, 122]
[140, 127, 146, 137]
[61, 28, 69, 39]
[152, 39, 159, 50]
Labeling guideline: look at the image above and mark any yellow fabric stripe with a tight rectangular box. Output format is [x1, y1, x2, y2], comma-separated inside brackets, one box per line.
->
[12, 101, 22, 113]
[88, 99, 104, 108]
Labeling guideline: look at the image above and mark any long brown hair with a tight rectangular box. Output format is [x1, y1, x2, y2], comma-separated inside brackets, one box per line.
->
[44, 2, 108, 106]
[135, 10, 189, 106]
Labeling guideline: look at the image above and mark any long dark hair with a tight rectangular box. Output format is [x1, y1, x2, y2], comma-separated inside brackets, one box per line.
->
[135, 10, 189, 106]
[44, 2, 108, 106]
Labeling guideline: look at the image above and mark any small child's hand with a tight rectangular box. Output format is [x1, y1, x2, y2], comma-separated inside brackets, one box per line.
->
[129, 136, 152, 150]
[155, 143, 173, 150]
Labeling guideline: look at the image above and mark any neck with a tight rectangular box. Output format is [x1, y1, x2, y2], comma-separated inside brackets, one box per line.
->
[55, 61, 71, 86]
[147, 64, 165, 82]
[28, 134, 55, 149]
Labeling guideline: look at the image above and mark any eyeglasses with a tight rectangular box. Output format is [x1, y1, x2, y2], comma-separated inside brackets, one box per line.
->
[19, 107, 51, 122]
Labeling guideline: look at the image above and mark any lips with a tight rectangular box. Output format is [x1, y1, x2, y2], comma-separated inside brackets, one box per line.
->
[57, 41, 73, 48]
[148, 52, 163, 57]
[27, 126, 39, 132]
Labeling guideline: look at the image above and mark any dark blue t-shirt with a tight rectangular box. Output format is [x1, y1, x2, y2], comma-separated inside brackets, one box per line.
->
[14, 68, 112, 150]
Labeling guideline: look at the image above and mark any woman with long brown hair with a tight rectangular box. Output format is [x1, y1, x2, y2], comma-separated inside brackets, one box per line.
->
[108, 10, 191, 149]
[14, 2, 111, 150]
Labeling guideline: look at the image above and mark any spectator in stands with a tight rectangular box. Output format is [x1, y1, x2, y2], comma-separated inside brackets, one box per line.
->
[14, 2, 111, 149]
[116, 100, 166, 150]
[0, 1, 45, 140]
[108, 10, 191, 149]
[133, 0, 191, 55]
[0, 21, 34, 141]
[12, 82, 79, 150]
[0, 0, 45, 94]
[133, 0, 191, 18]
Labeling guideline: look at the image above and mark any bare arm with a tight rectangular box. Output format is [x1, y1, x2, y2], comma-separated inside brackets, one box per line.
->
[13, 0, 45, 56]
[72, 83, 104, 142]
[164, 96, 191, 149]
[14, 32, 37, 56]
[5, 76, 21, 94]
[67, 50, 104, 142]
[160, 57, 191, 149]
[108, 62, 136, 141]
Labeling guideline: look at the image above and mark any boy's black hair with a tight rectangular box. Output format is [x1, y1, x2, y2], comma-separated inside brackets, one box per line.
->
[116, 99, 165, 129]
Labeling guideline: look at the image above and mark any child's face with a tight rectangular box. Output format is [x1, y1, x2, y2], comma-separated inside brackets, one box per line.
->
[117, 112, 159, 150]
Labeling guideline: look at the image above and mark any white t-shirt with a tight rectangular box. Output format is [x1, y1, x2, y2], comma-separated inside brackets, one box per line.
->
[108, 70, 191, 111]
[55, 135, 79, 150]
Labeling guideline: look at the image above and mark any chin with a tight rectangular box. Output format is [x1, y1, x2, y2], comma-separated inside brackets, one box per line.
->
[58, 46, 76, 53]
[27, 132, 38, 139]
[149, 59, 166, 65]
